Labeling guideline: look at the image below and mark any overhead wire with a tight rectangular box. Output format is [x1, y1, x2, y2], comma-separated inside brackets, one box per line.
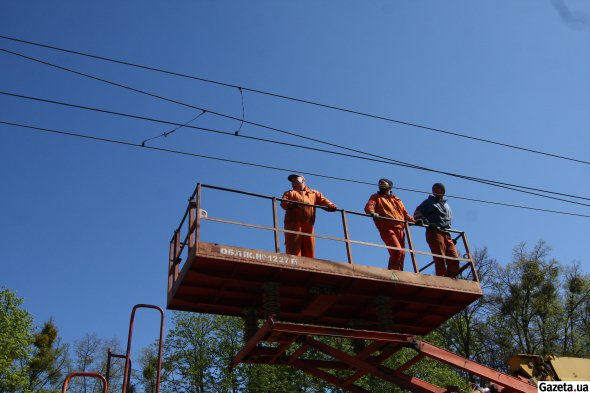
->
[1, 119, 589, 219]
[0, 34, 588, 166]
[0, 47, 588, 204]
[235, 87, 244, 136]
[2, 89, 590, 208]
[141, 110, 206, 146]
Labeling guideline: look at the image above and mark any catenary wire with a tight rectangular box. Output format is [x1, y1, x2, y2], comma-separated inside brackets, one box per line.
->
[235, 87, 244, 135]
[1, 119, 589, 219]
[2, 89, 590, 208]
[0, 48, 587, 203]
[0, 34, 588, 166]
[141, 110, 206, 146]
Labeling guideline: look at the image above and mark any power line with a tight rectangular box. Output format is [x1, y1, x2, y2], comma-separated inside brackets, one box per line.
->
[1, 34, 588, 166]
[0, 49, 588, 205]
[1, 119, 589, 219]
[141, 110, 206, 146]
[2, 89, 590, 208]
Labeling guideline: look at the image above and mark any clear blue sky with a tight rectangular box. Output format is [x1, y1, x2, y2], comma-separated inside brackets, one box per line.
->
[1, 1, 589, 360]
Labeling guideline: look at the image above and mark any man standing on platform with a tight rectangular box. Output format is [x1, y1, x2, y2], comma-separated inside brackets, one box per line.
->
[280, 174, 337, 258]
[365, 178, 415, 270]
[414, 183, 459, 277]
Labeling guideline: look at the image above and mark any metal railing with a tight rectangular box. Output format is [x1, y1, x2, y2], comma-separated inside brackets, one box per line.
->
[61, 373, 107, 393]
[168, 183, 478, 292]
[121, 304, 165, 393]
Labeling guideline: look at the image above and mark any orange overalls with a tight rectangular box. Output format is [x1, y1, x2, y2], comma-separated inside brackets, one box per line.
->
[426, 229, 459, 277]
[280, 187, 336, 258]
[365, 193, 415, 270]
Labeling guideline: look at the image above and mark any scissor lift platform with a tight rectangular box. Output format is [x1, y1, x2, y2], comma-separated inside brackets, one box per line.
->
[165, 184, 513, 392]
[168, 241, 482, 336]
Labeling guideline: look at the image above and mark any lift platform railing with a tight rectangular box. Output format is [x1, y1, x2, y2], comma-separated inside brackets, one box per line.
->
[168, 183, 477, 292]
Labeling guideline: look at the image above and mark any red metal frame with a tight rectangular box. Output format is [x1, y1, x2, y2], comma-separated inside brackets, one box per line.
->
[106, 348, 130, 392]
[61, 372, 107, 393]
[122, 304, 165, 393]
[231, 318, 537, 393]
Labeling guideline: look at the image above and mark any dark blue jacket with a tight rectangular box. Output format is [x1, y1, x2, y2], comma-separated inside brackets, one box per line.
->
[414, 195, 452, 229]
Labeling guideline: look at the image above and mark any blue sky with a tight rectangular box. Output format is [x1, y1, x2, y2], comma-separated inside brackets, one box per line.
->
[1, 1, 589, 361]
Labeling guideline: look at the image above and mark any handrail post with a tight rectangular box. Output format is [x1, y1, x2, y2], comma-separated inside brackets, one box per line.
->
[405, 222, 419, 273]
[340, 210, 353, 264]
[189, 199, 196, 248]
[168, 239, 174, 292]
[195, 183, 202, 252]
[271, 197, 280, 253]
[460, 231, 478, 282]
[106, 348, 112, 386]
[174, 230, 180, 280]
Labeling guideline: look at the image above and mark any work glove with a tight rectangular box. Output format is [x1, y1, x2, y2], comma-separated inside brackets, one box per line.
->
[324, 204, 337, 212]
[415, 218, 424, 226]
[287, 202, 299, 209]
[370, 212, 379, 218]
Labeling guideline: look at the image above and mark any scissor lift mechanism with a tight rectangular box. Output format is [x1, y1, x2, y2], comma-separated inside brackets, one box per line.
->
[231, 318, 537, 393]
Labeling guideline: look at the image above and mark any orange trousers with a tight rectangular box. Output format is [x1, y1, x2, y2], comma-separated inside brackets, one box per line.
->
[378, 227, 405, 270]
[426, 229, 459, 277]
[284, 221, 315, 258]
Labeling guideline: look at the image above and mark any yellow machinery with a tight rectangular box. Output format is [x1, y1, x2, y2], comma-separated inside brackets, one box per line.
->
[509, 354, 590, 383]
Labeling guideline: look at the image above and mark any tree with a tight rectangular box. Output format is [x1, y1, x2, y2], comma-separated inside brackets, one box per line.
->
[0, 288, 34, 392]
[99, 337, 125, 393]
[27, 319, 70, 393]
[138, 343, 160, 393]
[485, 241, 562, 368]
[162, 312, 219, 392]
[560, 263, 590, 357]
[67, 333, 103, 393]
[162, 312, 329, 392]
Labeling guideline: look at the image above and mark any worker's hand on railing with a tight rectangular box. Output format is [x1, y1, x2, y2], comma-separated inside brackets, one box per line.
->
[369, 212, 379, 218]
[322, 204, 338, 212]
[286, 202, 300, 209]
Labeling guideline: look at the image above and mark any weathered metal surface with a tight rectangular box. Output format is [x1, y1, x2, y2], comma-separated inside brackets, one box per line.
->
[167, 242, 482, 335]
[228, 319, 537, 393]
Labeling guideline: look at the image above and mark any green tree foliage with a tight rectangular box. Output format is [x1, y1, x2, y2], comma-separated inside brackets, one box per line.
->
[485, 241, 562, 367]
[0, 288, 34, 392]
[27, 319, 70, 393]
[138, 343, 160, 393]
[440, 240, 590, 378]
[560, 263, 590, 357]
[162, 312, 218, 392]
[162, 312, 340, 392]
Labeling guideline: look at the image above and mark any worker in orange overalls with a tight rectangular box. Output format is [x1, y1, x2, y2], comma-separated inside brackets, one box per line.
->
[365, 178, 415, 270]
[414, 183, 459, 277]
[280, 174, 337, 257]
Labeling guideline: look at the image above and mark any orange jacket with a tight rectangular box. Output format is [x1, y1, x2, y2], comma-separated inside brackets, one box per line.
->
[281, 187, 336, 224]
[365, 193, 414, 229]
